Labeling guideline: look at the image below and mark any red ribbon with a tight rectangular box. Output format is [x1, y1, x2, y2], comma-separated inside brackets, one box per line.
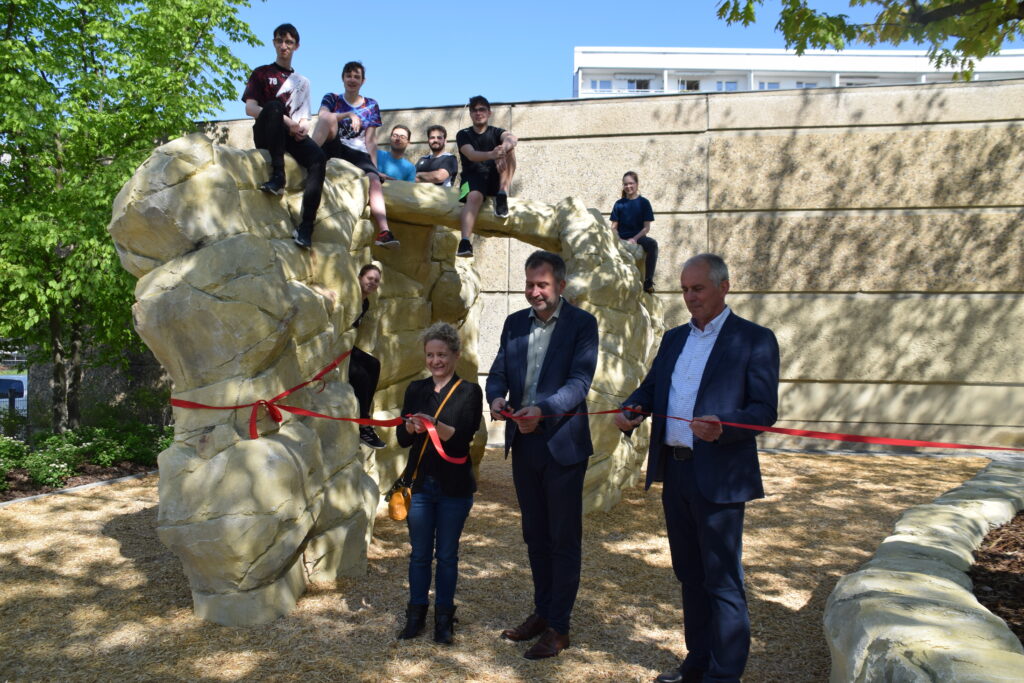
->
[417, 419, 467, 464]
[168, 349, 468, 462]
[169, 350, 406, 439]
[170, 347, 1022, 456]
[498, 409, 1024, 453]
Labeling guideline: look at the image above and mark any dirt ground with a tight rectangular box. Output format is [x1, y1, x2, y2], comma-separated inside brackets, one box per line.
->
[0, 449, 985, 682]
[1, 461, 154, 503]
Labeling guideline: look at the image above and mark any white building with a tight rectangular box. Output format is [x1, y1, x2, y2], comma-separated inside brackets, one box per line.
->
[573, 46, 1024, 97]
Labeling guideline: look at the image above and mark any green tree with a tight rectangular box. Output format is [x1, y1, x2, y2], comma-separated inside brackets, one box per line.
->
[717, 0, 1024, 72]
[0, 0, 259, 432]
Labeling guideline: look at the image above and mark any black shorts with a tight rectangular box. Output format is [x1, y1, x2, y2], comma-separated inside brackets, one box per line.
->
[458, 171, 500, 202]
[322, 138, 381, 178]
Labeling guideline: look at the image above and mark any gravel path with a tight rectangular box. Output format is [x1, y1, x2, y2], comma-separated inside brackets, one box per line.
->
[0, 449, 985, 681]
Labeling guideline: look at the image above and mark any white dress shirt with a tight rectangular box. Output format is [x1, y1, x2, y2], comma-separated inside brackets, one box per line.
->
[665, 307, 731, 447]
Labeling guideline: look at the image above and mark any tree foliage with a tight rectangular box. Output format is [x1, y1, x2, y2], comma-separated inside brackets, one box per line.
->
[717, 0, 1024, 72]
[0, 0, 259, 430]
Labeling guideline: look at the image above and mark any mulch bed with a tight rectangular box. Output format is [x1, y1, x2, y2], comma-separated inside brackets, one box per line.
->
[969, 511, 1024, 645]
[0, 462, 155, 503]
[0, 450, 988, 682]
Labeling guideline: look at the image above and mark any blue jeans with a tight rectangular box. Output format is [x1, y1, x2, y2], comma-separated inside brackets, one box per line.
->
[407, 476, 474, 608]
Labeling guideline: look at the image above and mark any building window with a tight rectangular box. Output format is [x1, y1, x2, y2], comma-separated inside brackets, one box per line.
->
[758, 81, 780, 90]
[589, 79, 612, 91]
[627, 79, 651, 91]
[796, 81, 819, 89]
[716, 80, 738, 92]
[680, 79, 700, 91]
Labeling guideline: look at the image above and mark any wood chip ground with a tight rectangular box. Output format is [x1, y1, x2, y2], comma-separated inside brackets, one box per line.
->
[0, 450, 985, 681]
[970, 510, 1024, 646]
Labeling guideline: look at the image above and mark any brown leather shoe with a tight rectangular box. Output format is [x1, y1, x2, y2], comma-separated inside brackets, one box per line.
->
[523, 627, 570, 659]
[501, 613, 548, 641]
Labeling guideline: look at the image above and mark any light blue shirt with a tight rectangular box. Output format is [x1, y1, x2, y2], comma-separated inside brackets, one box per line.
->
[376, 150, 416, 182]
[524, 298, 564, 406]
[665, 306, 731, 447]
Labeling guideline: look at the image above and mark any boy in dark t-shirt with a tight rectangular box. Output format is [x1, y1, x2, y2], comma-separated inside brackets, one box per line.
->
[454, 95, 517, 258]
[415, 125, 458, 187]
[241, 23, 326, 249]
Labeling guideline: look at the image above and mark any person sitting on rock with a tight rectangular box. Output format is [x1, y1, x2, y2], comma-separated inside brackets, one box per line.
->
[415, 125, 458, 187]
[350, 264, 386, 449]
[610, 171, 658, 294]
[241, 23, 327, 250]
[311, 61, 400, 250]
[455, 95, 517, 258]
[376, 125, 417, 182]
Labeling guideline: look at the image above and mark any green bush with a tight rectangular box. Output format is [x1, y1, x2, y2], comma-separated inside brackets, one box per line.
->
[22, 442, 82, 488]
[1, 436, 29, 492]
[1, 409, 28, 439]
[0, 434, 28, 468]
[12, 422, 169, 490]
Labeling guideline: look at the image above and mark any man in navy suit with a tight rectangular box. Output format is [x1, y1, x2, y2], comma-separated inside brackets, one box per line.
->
[486, 250, 599, 660]
[615, 253, 779, 683]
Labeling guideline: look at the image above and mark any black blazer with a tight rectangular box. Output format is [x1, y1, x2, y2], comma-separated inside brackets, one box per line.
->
[397, 375, 483, 497]
[625, 311, 779, 503]
[485, 299, 599, 465]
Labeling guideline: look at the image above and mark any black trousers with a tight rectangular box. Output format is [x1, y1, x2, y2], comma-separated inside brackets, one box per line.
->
[348, 346, 380, 419]
[252, 100, 326, 227]
[511, 432, 587, 634]
[636, 235, 659, 286]
[663, 457, 749, 682]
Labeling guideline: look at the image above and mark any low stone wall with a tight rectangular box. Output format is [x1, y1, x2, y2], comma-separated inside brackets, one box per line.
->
[823, 460, 1024, 681]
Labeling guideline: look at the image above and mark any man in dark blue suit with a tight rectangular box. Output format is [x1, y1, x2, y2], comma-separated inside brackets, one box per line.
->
[615, 253, 779, 683]
[486, 250, 599, 660]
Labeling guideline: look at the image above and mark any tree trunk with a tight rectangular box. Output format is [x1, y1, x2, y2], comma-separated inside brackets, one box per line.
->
[49, 309, 69, 433]
[67, 316, 83, 430]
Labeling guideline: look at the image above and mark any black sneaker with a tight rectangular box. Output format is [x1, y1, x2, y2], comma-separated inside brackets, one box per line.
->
[359, 426, 386, 449]
[644, 281, 656, 294]
[293, 223, 313, 249]
[260, 174, 285, 196]
[494, 191, 509, 218]
[456, 238, 473, 258]
[375, 230, 400, 248]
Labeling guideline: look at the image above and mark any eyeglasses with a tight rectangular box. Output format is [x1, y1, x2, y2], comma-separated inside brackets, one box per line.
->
[470, 107, 489, 113]
[391, 133, 409, 140]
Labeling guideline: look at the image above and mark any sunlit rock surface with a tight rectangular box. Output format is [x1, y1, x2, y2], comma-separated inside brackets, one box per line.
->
[108, 133, 656, 626]
[824, 460, 1024, 682]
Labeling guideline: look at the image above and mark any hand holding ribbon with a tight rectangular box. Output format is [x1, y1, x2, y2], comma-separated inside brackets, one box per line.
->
[406, 414, 466, 464]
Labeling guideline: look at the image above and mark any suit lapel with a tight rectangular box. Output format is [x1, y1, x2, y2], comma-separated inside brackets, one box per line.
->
[509, 311, 531, 399]
[536, 301, 573, 391]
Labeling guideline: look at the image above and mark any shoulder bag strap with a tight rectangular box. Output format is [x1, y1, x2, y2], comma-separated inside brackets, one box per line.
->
[409, 378, 464, 482]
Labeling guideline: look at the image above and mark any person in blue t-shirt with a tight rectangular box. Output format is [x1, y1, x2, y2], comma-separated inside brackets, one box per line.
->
[376, 125, 417, 182]
[610, 171, 658, 294]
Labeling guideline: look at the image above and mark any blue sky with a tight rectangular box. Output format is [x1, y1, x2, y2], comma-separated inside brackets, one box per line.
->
[215, 0, 879, 121]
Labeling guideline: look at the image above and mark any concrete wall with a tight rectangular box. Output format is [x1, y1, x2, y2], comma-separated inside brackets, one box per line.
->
[210, 80, 1024, 451]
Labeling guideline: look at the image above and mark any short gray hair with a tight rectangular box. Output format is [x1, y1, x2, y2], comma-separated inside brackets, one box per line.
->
[683, 253, 729, 287]
[420, 322, 461, 353]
